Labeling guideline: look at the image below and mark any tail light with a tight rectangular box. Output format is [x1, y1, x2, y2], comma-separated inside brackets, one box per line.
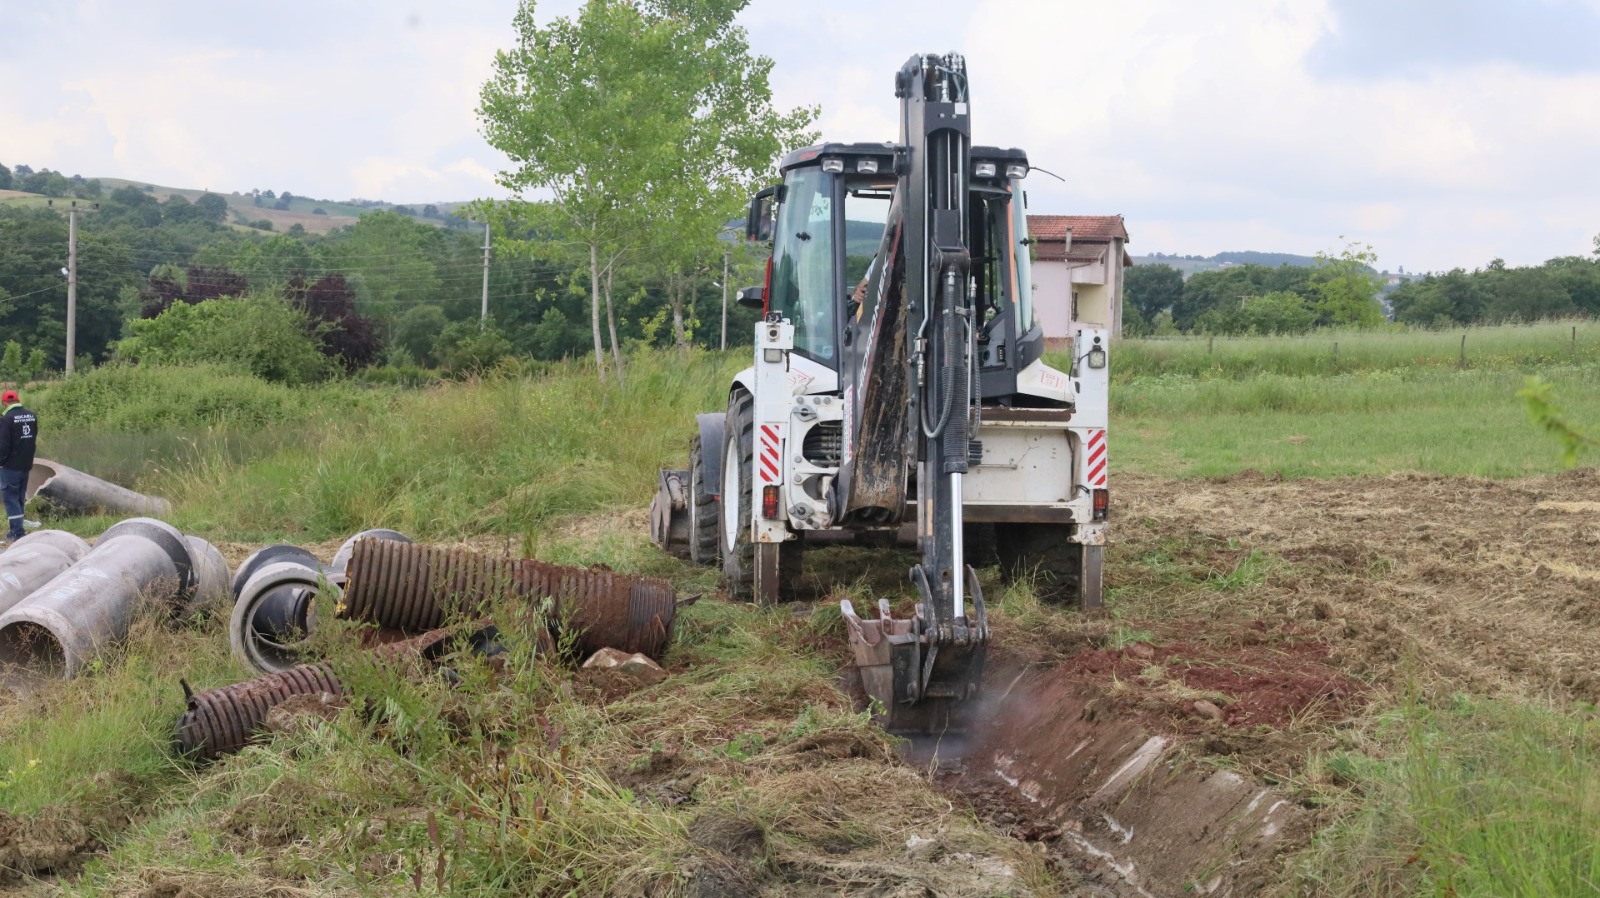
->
[762, 485, 781, 519]
[1092, 489, 1109, 521]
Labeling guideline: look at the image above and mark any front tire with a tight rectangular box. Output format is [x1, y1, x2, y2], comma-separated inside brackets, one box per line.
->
[687, 433, 719, 566]
[721, 390, 756, 599]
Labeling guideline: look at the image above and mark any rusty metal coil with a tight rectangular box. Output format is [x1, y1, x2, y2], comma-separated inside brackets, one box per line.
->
[342, 540, 677, 659]
[175, 663, 343, 762]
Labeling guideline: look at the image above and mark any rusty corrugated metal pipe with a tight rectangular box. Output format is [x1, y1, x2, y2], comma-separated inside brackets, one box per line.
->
[341, 540, 677, 659]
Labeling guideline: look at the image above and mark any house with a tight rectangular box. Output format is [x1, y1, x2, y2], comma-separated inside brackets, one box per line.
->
[1027, 214, 1131, 340]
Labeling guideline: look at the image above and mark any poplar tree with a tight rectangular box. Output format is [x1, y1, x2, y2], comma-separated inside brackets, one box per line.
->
[478, 0, 815, 382]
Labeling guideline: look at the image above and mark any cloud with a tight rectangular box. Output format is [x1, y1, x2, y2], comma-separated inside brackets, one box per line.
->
[0, 0, 1595, 270]
[961, 0, 1600, 269]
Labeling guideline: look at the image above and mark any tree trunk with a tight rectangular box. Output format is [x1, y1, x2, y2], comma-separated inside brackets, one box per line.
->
[604, 262, 625, 387]
[589, 241, 606, 382]
[671, 272, 688, 354]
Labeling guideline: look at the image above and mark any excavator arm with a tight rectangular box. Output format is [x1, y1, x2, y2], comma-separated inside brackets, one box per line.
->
[839, 53, 988, 733]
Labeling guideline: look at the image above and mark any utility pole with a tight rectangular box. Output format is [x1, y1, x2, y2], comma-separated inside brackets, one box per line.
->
[48, 200, 95, 376]
[66, 204, 77, 376]
[480, 221, 491, 330]
[720, 249, 729, 351]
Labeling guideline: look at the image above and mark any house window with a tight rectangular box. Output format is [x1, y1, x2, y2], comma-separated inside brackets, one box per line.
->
[1071, 290, 1080, 322]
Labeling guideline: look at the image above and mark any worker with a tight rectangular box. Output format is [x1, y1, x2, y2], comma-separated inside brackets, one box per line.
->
[0, 389, 37, 543]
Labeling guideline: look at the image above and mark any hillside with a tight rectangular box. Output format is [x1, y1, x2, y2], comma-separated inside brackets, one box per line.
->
[1, 174, 476, 236]
[1133, 249, 1321, 276]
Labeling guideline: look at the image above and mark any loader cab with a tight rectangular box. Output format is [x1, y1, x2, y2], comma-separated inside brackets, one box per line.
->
[749, 143, 1044, 395]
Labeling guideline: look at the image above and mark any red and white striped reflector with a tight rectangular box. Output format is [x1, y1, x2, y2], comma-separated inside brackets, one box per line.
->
[1085, 429, 1108, 488]
[759, 424, 781, 484]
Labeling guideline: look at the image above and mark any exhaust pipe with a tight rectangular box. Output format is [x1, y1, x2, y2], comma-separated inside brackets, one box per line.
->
[0, 518, 194, 682]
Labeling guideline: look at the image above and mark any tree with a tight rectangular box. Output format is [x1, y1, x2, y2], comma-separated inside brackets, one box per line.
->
[0, 165, 11, 190]
[478, 0, 815, 383]
[436, 319, 513, 375]
[24, 349, 46, 383]
[326, 211, 444, 320]
[0, 342, 21, 383]
[1237, 291, 1316, 335]
[1308, 241, 1385, 328]
[1481, 267, 1574, 322]
[287, 274, 384, 370]
[194, 192, 229, 224]
[1123, 263, 1184, 329]
[394, 304, 449, 366]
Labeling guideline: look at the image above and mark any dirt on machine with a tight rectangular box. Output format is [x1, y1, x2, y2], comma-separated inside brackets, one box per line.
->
[652, 52, 1112, 733]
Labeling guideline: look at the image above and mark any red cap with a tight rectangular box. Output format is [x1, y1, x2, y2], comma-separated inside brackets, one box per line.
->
[1, 392, 16, 405]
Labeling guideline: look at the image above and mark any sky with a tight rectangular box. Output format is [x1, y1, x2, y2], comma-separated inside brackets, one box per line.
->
[2, 0, 1598, 273]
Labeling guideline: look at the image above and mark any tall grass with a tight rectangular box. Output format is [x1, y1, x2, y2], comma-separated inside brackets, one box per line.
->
[1091, 320, 1600, 380]
[150, 350, 742, 541]
[1109, 365, 1600, 478]
[1302, 696, 1600, 896]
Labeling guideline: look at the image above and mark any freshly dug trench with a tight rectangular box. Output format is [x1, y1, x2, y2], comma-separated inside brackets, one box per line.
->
[934, 661, 1317, 897]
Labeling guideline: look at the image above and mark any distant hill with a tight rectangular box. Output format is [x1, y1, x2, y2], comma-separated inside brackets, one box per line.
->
[1134, 250, 1320, 277]
[0, 172, 477, 235]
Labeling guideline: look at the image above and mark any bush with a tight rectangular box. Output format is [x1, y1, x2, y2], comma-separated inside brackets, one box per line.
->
[37, 363, 306, 432]
[117, 293, 333, 385]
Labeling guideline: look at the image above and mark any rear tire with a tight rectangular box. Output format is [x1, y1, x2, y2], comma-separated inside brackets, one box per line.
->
[721, 391, 756, 600]
[779, 537, 806, 602]
[687, 433, 719, 566]
[996, 523, 1083, 605]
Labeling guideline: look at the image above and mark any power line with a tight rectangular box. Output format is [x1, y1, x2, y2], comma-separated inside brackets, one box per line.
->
[0, 284, 64, 302]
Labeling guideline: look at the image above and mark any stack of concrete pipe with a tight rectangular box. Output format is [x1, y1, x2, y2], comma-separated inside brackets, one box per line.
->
[0, 518, 230, 683]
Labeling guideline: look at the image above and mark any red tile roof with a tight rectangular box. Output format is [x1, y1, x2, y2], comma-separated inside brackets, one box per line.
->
[1027, 214, 1129, 243]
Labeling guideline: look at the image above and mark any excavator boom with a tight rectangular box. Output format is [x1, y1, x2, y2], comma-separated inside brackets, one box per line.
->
[838, 53, 988, 733]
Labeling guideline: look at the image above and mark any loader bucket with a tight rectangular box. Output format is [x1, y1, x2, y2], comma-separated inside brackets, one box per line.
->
[840, 598, 987, 734]
[648, 469, 691, 558]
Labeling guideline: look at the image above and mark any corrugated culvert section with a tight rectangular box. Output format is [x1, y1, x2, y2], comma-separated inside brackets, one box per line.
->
[340, 540, 677, 659]
[176, 663, 343, 761]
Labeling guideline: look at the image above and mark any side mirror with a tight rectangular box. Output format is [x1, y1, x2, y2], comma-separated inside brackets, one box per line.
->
[736, 286, 764, 309]
[746, 185, 778, 243]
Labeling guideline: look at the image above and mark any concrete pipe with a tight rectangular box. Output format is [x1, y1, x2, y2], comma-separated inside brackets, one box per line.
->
[181, 536, 232, 620]
[0, 530, 91, 617]
[231, 543, 323, 600]
[0, 518, 193, 681]
[330, 529, 412, 578]
[26, 458, 174, 517]
[230, 558, 341, 676]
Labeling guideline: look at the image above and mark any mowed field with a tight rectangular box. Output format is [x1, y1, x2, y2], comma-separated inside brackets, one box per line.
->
[1, 324, 1597, 897]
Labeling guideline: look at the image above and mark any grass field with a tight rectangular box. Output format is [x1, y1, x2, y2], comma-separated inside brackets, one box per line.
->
[2, 324, 1598, 895]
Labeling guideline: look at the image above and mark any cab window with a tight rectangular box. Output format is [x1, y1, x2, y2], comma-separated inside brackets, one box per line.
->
[768, 168, 837, 363]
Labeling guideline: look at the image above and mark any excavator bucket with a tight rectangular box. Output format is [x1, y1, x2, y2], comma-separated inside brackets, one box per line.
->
[840, 596, 987, 735]
[648, 469, 691, 558]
